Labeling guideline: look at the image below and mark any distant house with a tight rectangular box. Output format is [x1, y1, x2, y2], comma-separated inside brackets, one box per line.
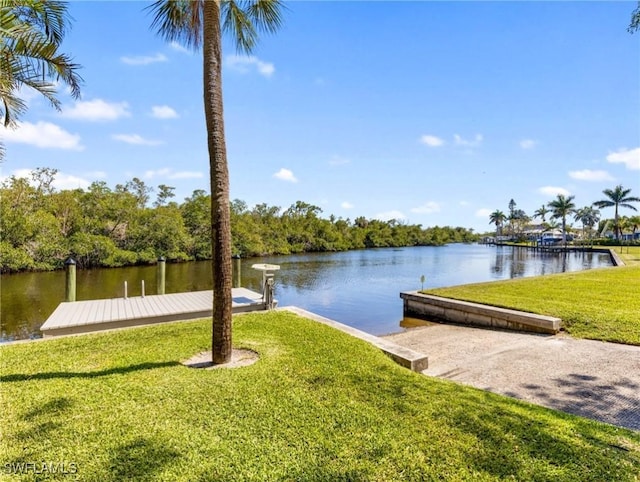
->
[622, 232, 640, 241]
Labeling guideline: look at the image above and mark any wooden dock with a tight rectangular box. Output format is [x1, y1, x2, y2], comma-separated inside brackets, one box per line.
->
[40, 288, 272, 337]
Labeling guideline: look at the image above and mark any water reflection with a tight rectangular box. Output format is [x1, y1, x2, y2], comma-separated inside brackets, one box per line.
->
[1, 244, 612, 341]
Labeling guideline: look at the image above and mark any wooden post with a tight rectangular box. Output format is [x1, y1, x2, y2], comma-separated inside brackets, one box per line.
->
[64, 257, 76, 302]
[232, 255, 241, 288]
[157, 257, 166, 295]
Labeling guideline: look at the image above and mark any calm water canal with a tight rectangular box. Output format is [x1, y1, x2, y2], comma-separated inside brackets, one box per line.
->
[1, 244, 612, 341]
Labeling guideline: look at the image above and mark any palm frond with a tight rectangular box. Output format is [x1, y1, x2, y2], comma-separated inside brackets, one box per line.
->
[246, 0, 285, 35]
[147, 0, 202, 50]
[0, 0, 82, 126]
[629, 1, 640, 33]
[222, 1, 257, 54]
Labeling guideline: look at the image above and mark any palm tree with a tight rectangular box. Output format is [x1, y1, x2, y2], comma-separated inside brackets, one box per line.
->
[488, 210, 507, 239]
[574, 206, 600, 245]
[630, 215, 640, 243]
[149, 0, 283, 364]
[593, 185, 640, 241]
[618, 216, 632, 242]
[0, 0, 82, 159]
[533, 205, 549, 223]
[547, 194, 576, 244]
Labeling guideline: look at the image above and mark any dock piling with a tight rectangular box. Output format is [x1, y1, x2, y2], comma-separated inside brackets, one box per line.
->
[64, 257, 76, 302]
[232, 255, 241, 288]
[157, 257, 166, 295]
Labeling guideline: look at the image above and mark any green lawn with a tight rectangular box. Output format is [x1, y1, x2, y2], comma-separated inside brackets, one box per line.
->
[424, 263, 640, 346]
[610, 245, 640, 266]
[2, 312, 640, 481]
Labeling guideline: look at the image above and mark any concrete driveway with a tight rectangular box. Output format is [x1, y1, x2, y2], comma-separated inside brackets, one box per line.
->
[384, 323, 640, 431]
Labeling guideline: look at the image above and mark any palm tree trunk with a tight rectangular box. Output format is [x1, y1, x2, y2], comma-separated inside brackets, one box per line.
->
[203, 0, 233, 364]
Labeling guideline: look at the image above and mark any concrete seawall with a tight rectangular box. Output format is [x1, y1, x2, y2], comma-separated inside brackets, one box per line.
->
[400, 291, 561, 334]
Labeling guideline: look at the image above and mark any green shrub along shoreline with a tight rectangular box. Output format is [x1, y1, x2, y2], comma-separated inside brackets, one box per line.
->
[1, 169, 477, 273]
[2, 312, 639, 481]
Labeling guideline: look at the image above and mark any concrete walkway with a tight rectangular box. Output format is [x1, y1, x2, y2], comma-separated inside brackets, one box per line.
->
[384, 323, 640, 431]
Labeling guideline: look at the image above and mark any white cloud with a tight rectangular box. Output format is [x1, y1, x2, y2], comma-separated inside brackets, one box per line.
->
[410, 201, 441, 214]
[606, 147, 640, 170]
[1, 121, 83, 150]
[341, 201, 354, 209]
[225, 55, 275, 77]
[538, 186, 571, 197]
[520, 139, 537, 149]
[568, 169, 614, 182]
[14, 84, 41, 105]
[273, 168, 297, 182]
[144, 168, 171, 179]
[374, 210, 406, 221]
[169, 41, 190, 54]
[168, 171, 203, 179]
[53, 173, 92, 190]
[61, 99, 130, 121]
[120, 53, 168, 65]
[454, 133, 483, 147]
[1, 169, 91, 190]
[151, 105, 179, 119]
[1, 168, 32, 183]
[112, 134, 164, 146]
[420, 135, 444, 147]
[144, 168, 203, 180]
[329, 155, 350, 166]
[84, 170, 107, 179]
[476, 208, 493, 218]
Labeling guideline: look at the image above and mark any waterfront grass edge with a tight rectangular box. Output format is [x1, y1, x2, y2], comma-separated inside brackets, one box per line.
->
[424, 255, 640, 345]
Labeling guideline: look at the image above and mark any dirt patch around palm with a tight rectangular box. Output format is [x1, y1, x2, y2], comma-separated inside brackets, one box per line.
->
[182, 348, 259, 369]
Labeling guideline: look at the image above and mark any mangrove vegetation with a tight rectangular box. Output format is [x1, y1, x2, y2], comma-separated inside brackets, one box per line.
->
[0, 168, 478, 273]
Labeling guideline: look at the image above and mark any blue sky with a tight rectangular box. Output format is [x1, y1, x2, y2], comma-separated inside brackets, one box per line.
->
[2, 1, 639, 233]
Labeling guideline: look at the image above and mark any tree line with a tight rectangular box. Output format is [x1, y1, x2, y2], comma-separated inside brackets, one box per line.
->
[0, 168, 478, 273]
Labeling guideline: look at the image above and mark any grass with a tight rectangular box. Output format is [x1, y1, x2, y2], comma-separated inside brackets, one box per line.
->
[608, 245, 640, 266]
[2, 312, 640, 481]
[424, 262, 640, 346]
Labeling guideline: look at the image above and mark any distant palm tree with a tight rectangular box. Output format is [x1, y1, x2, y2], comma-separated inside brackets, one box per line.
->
[149, 0, 284, 364]
[593, 185, 640, 241]
[630, 215, 640, 243]
[533, 205, 549, 223]
[618, 216, 632, 242]
[574, 206, 600, 245]
[489, 210, 507, 238]
[0, 0, 82, 159]
[547, 194, 576, 244]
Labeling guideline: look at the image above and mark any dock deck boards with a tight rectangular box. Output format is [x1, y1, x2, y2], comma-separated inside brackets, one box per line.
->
[41, 288, 270, 337]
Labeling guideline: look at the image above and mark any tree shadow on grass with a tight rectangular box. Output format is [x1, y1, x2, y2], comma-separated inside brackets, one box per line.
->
[513, 373, 640, 431]
[445, 389, 637, 480]
[10, 397, 75, 443]
[0, 361, 181, 383]
[22, 396, 74, 419]
[104, 437, 180, 482]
